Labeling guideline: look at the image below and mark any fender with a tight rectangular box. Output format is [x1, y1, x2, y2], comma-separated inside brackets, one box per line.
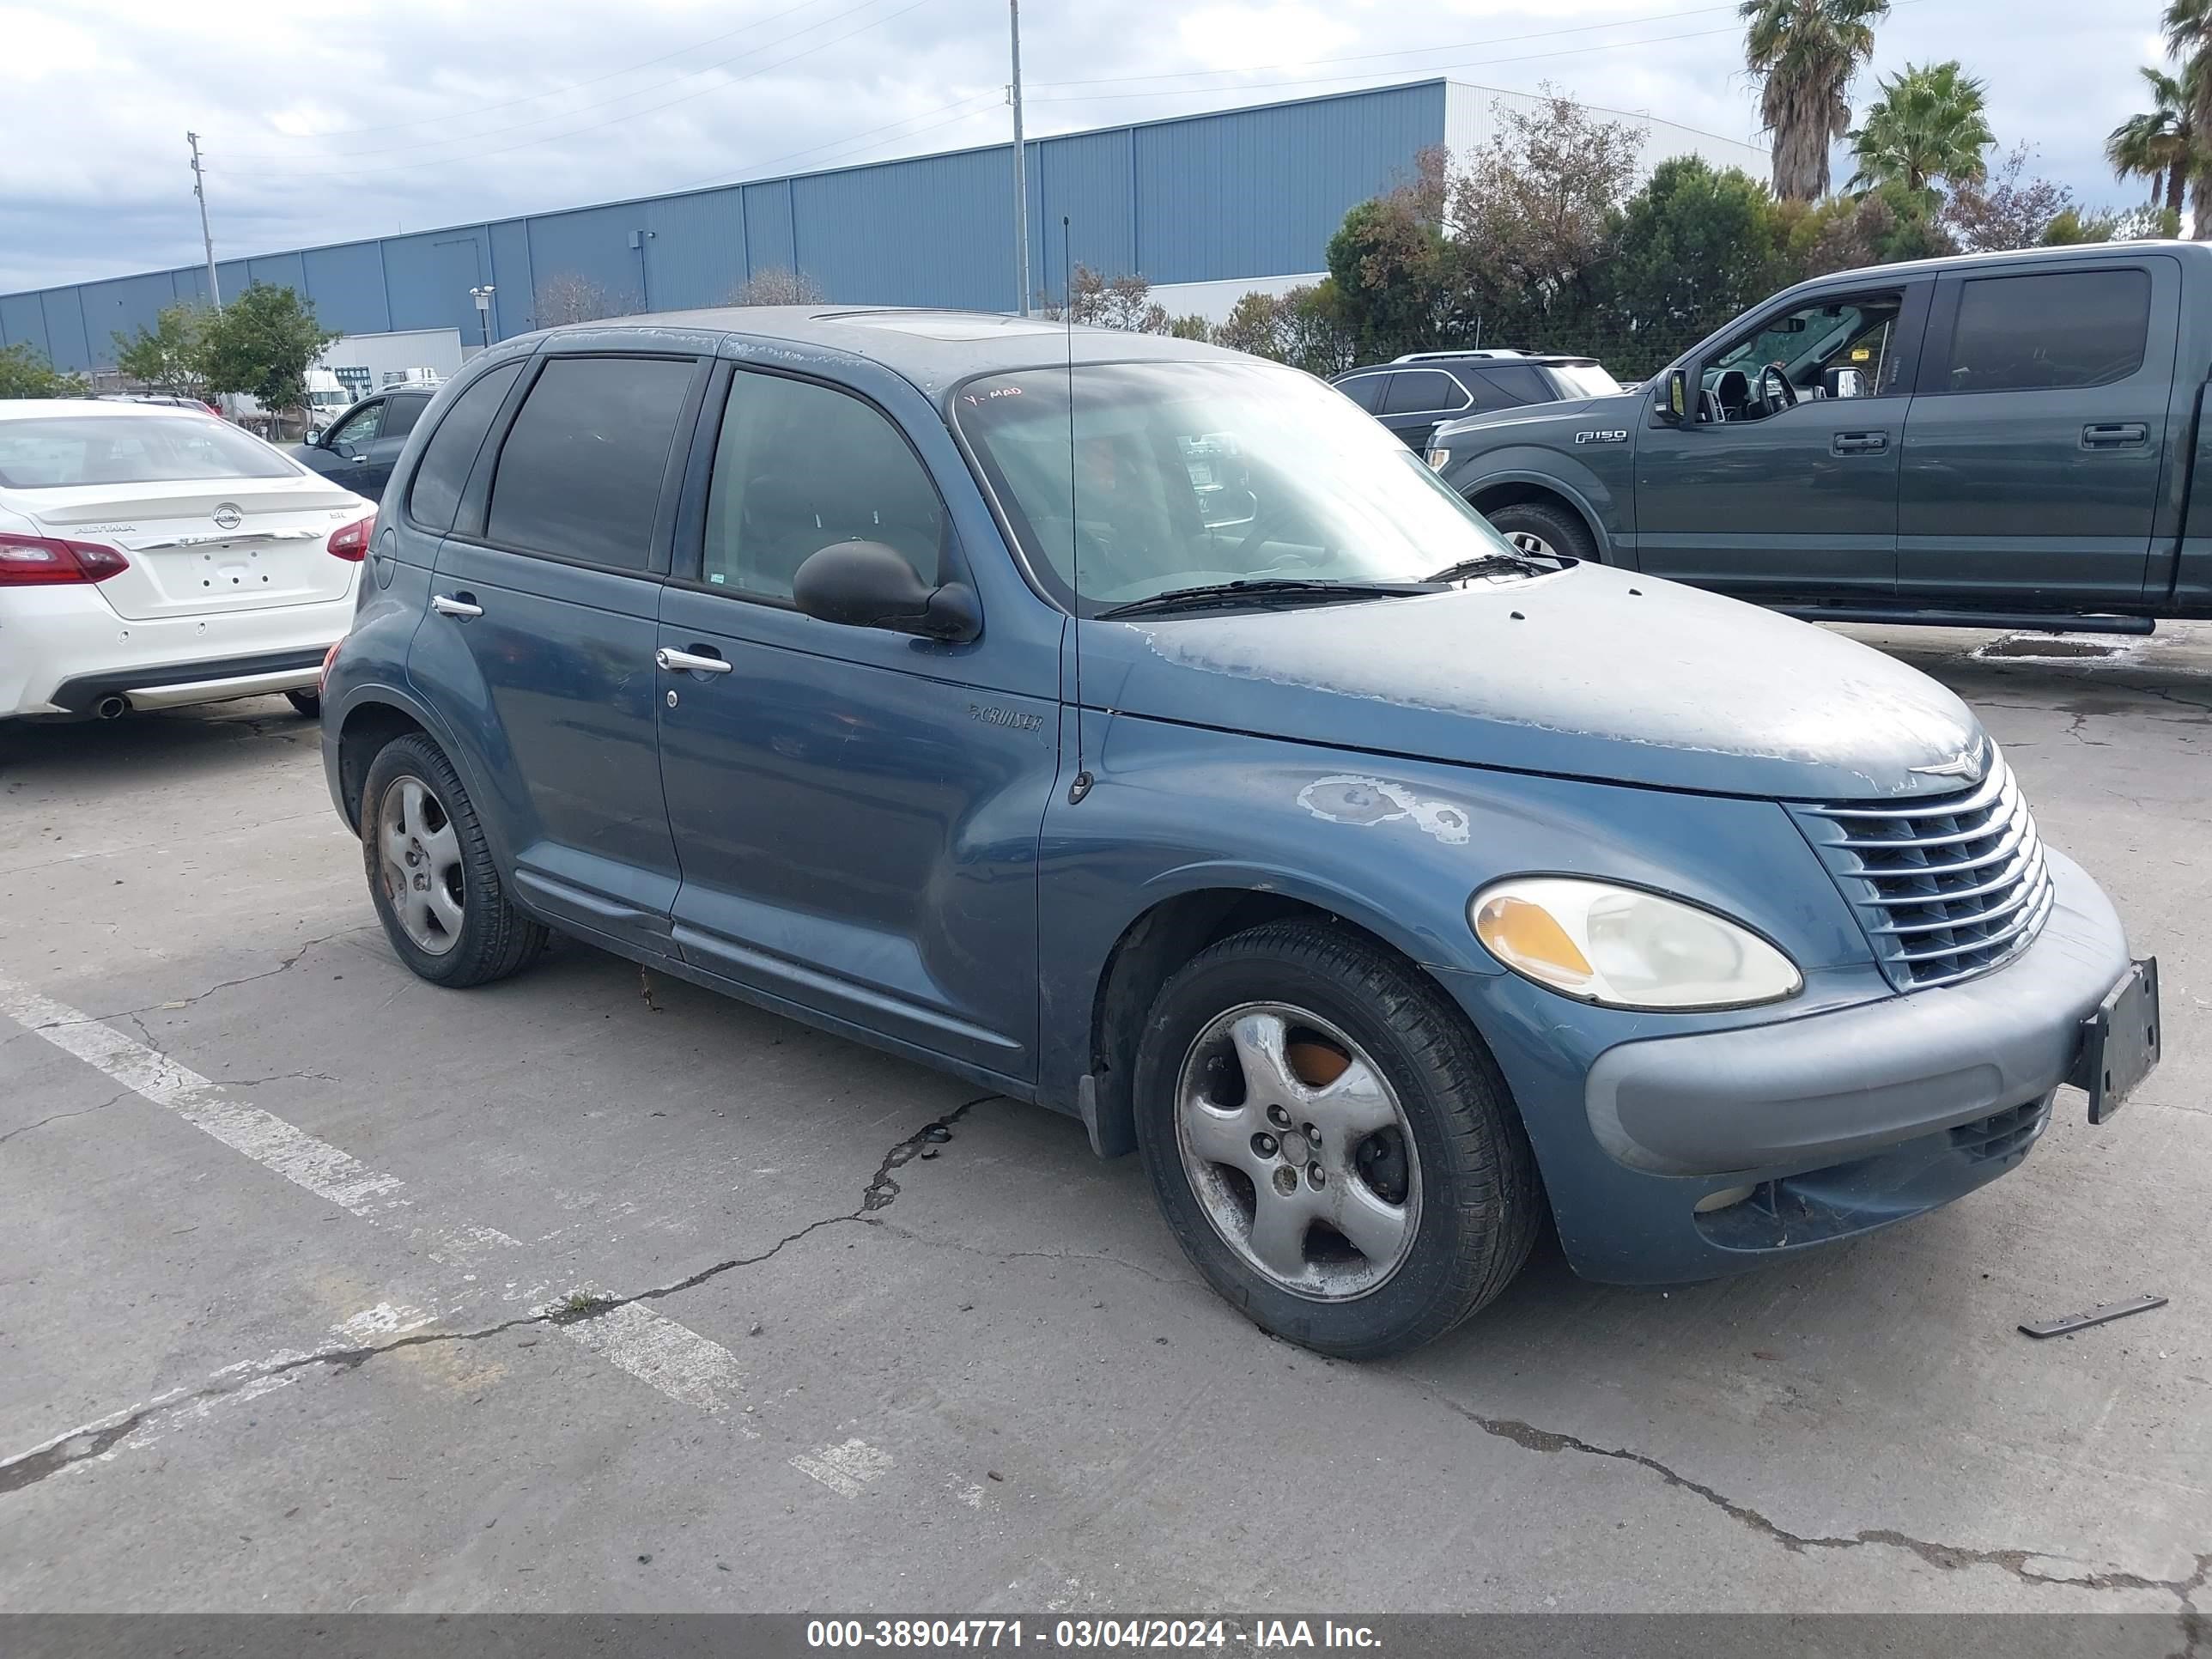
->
[322, 674, 512, 871]
[1455, 449, 1623, 562]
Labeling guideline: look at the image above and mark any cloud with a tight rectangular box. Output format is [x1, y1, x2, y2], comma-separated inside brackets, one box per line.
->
[0, 0, 2173, 295]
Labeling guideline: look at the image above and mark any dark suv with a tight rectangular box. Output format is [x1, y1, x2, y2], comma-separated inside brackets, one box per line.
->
[319, 307, 2154, 1358]
[1332, 352, 1624, 450]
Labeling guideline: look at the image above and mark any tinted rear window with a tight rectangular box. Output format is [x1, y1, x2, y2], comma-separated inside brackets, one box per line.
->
[1943, 270, 2152, 392]
[406, 362, 524, 533]
[485, 356, 696, 568]
[1473, 365, 1553, 405]
[0, 416, 296, 489]
[383, 394, 429, 441]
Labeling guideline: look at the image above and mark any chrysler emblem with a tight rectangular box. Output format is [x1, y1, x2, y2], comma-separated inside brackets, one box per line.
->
[1911, 738, 1987, 781]
[211, 503, 244, 532]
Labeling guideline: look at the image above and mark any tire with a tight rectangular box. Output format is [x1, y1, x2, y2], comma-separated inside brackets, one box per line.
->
[1133, 921, 1540, 1358]
[285, 690, 321, 719]
[1483, 499, 1599, 564]
[360, 733, 546, 988]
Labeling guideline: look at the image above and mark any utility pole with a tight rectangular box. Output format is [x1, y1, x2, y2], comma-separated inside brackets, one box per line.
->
[1008, 0, 1030, 317]
[186, 132, 222, 310]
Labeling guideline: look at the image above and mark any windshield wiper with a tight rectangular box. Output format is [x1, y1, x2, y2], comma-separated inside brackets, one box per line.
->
[1423, 550, 1559, 583]
[1095, 577, 1434, 619]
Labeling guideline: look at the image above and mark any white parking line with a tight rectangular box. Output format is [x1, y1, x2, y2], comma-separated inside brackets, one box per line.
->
[791, 1437, 895, 1498]
[0, 972, 750, 1423]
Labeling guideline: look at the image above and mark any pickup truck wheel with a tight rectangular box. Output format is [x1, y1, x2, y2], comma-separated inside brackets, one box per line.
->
[1133, 921, 1540, 1358]
[1483, 500, 1598, 564]
[360, 734, 547, 988]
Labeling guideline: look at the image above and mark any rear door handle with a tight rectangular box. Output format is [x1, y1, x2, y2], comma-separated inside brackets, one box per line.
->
[1832, 432, 1887, 454]
[2082, 422, 2148, 448]
[431, 592, 483, 618]
[656, 646, 732, 675]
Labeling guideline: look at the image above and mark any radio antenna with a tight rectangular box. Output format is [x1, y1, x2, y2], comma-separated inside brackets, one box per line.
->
[1064, 214, 1091, 805]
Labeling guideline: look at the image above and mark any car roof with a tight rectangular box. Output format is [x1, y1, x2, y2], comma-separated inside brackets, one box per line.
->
[532, 306, 1252, 393]
[0, 398, 207, 420]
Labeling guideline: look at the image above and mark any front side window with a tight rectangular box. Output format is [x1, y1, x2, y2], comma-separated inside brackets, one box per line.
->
[407, 361, 525, 533]
[1381, 370, 1466, 415]
[954, 360, 1522, 616]
[1942, 270, 2151, 393]
[702, 370, 945, 600]
[1707, 291, 1904, 420]
[484, 356, 696, 570]
[1334, 374, 1389, 413]
[327, 401, 384, 448]
[0, 415, 299, 489]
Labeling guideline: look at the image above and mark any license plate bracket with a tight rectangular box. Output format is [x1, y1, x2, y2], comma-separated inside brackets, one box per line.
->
[2074, 957, 2160, 1124]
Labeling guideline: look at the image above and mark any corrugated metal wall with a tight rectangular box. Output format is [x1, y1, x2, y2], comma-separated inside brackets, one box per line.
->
[2, 81, 1542, 370]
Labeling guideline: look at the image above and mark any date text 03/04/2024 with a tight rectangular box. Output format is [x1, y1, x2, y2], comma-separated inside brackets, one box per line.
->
[805, 1619, 1382, 1649]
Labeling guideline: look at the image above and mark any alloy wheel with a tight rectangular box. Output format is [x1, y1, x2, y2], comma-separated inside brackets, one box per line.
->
[1173, 1003, 1421, 1300]
[376, 775, 465, 957]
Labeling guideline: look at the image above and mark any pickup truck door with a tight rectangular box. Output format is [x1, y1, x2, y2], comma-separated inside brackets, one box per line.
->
[1630, 281, 1929, 599]
[1898, 258, 2179, 607]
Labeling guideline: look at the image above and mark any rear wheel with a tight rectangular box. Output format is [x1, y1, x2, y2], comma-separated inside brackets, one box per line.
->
[1482, 499, 1598, 564]
[360, 734, 545, 988]
[1133, 921, 1540, 1358]
[285, 690, 321, 719]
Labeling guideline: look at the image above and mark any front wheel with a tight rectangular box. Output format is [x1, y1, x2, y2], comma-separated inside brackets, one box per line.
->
[360, 734, 546, 988]
[1483, 500, 1598, 564]
[284, 690, 321, 719]
[1133, 921, 1540, 1358]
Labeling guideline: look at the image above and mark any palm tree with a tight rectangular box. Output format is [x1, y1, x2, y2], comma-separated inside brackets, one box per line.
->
[1847, 60, 1996, 200]
[2106, 64, 2194, 219]
[2163, 0, 2212, 234]
[1740, 0, 1892, 201]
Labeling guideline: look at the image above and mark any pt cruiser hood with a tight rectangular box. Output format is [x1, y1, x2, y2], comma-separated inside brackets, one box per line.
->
[1085, 561, 1984, 801]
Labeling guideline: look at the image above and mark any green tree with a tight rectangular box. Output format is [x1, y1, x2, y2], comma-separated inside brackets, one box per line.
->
[1324, 181, 1451, 359]
[1740, 0, 1891, 201]
[200, 283, 338, 419]
[2166, 0, 2212, 234]
[0, 342, 88, 398]
[1847, 60, 1996, 202]
[1597, 158, 1790, 379]
[2106, 63, 2195, 220]
[113, 302, 214, 399]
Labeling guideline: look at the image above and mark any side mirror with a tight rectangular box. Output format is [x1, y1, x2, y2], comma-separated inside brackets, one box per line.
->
[793, 540, 980, 642]
[1821, 366, 1867, 400]
[306, 428, 324, 447]
[1656, 368, 1690, 424]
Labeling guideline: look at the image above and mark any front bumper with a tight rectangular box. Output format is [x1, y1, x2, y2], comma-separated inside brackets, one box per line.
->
[1454, 848, 2133, 1284]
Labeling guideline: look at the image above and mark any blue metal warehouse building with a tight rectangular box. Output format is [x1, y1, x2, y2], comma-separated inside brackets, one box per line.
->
[2, 80, 1765, 374]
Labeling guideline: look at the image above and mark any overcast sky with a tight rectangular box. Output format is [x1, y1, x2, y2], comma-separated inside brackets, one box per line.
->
[0, 0, 2173, 295]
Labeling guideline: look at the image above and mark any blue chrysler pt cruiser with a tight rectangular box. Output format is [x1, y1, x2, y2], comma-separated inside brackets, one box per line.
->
[320, 308, 2160, 1358]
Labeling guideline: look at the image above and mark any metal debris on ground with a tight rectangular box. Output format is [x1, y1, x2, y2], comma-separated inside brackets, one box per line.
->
[2018, 1293, 2167, 1338]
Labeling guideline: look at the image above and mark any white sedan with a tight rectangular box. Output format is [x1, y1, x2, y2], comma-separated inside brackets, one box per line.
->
[0, 399, 374, 720]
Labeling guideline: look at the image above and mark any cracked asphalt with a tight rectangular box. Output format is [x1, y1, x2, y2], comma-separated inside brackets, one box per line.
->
[0, 623, 2205, 1615]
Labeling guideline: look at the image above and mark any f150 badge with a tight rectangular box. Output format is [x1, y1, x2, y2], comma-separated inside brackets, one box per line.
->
[1574, 429, 1628, 445]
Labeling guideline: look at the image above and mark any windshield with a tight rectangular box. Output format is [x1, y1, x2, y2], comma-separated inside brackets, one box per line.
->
[1547, 362, 1623, 398]
[0, 416, 298, 490]
[954, 361, 1520, 614]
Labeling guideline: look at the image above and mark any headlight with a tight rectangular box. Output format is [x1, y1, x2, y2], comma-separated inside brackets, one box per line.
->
[1470, 878, 1802, 1011]
[1425, 447, 1450, 471]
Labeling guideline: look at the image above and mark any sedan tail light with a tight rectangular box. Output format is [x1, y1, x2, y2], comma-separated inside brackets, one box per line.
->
[327, 514, 376, 562]
[0, 532, 130, 586]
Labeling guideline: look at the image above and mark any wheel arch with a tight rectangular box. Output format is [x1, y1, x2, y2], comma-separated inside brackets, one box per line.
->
[331, 684, 485, 841]
[1465, 476, 1613, 562]
[1082, 883, 1492, 1162]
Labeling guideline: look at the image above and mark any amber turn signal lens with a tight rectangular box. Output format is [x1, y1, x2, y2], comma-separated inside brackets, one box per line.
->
[1473, 894, 1595, 991]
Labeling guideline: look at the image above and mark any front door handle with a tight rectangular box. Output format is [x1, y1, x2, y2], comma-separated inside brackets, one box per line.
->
[656, 646, 732, 675]
[1832, 432, 1888, 454]
[431, 593, 483, 618]
[2082, 422, 2148, 448]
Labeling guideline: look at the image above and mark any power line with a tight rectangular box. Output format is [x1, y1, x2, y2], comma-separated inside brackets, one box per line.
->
[216, 0, 939, 179]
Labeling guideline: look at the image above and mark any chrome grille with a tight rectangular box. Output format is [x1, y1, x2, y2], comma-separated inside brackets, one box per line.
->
[1790, 746, 2053, 991]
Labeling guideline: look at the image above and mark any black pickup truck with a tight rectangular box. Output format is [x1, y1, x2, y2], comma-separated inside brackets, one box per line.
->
[1426, 241, 2212, 630]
